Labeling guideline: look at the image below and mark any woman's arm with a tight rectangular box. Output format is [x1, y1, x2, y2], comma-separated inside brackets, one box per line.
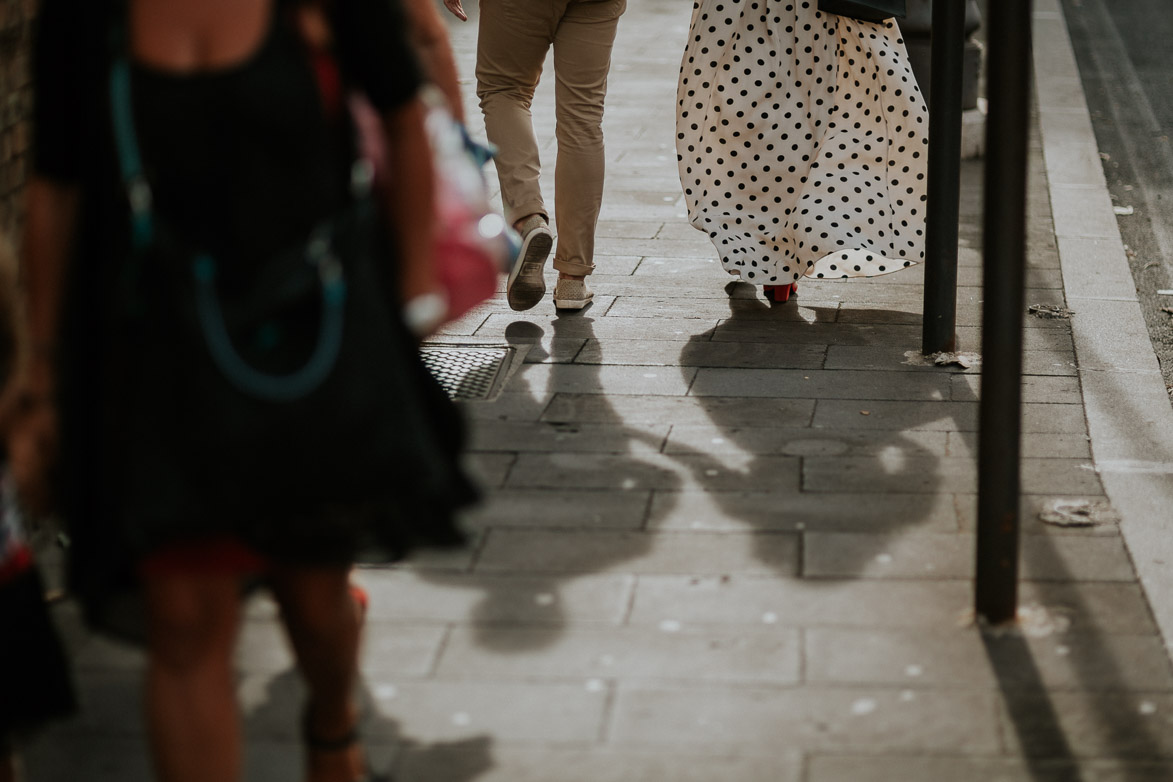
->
[5, 177, 78, 513]
[403, 0, 465, 121]
[441, 0, 468, 23]
[20, 178, 77, 371]
[381, 97, 441, 331]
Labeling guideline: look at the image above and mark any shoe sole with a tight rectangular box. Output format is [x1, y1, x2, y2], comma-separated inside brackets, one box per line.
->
[553, 294, 593, 311]
[506, 227, 553, 311]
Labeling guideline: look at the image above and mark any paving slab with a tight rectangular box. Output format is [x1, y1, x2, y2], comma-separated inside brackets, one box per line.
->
[664, 424, 950, 458]
[812, 399, 1089, 433]
[398, 746, 802, 782]
[998, 691, 1173, 759]
[23, 737, 154, 782]
[477, 313, 721, 343]
[353, 571, 635, 626]
[463, 452, 516, 489]
[690, 368, 954, 401]
[506, 452, 803, 492]
[458, 488, 652, 530]
[476, 530, 799, 577]
[459, 392, 555, 422]
[952, 373, 1084, 404]
[468, 420, 670, 454]
[825, 345, 1078, 376]
[542, 392, 817, 426]
[232, 619, 447, 677]
[805, 627, 1173, 691]
[504, 363, 697, 397]
[808, 757, 1173, 782]
[575, 337, 829, 369]
[609, 685, 1001, 752]
[955, 492, 1121, 537]
[604, 295, 842, 321]
[645, 489, 962, 533]
[435, 625, 800, 684]
[947, 431, 1093, 460]
[628, 576, 975, 629]
[356, 680, 611, 744]
[804, 531, 1136, 582]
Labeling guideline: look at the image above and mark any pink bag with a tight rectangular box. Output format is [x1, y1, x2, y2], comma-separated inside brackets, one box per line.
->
[349, 90, 515, 325]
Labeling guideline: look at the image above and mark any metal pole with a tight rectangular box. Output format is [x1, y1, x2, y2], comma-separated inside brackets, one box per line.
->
[975, 0, 1033, 625]
[921, 0, 967, 355]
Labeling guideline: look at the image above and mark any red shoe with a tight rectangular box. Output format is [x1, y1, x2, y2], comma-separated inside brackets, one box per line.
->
[350, 583, 368, 623]
[764, 283, 797, 303]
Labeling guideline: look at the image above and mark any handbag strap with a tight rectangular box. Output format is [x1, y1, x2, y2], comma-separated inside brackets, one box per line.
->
[106, 25, 352, 403]
[109, 55, 156, 252]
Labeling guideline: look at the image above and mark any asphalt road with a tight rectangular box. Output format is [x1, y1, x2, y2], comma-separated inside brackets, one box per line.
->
[1061, 0, 1173, 394]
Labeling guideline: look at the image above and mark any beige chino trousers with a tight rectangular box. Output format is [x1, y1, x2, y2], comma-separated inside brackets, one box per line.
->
[476, 0, 626, 277]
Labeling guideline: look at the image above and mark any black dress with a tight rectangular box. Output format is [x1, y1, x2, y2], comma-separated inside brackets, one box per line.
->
[32, 0, 475, 637]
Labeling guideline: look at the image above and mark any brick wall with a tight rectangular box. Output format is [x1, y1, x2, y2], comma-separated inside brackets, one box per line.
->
[0, 0, 35, 242]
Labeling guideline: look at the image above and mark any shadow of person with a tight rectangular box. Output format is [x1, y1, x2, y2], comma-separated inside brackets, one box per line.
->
[953, 370, 1170, 778]
[674, 280, 1170, 777]
[664, 279, 955, 576]
[240, 667, 494, 781]
[412, 311, 682, 653]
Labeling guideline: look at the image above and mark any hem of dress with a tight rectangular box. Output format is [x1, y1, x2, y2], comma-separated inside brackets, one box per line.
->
[802, 249, 922, 282]
[722, 253, 923, 286]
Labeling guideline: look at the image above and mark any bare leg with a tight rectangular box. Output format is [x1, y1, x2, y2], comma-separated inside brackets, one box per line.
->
[270, 566, 363, 782]
[1, 749, 18, 782]
[143, 572, 243, 782]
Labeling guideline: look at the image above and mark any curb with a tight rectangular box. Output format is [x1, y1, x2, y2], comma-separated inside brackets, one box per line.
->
[1035, 0, 1173, 654]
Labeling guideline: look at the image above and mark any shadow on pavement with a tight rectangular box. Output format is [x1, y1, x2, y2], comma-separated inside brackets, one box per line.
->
[671, 281, 949, 574]
[415, 311, 681, 652]
[241, 668, 494, 781]
[954, 353, 1169, 775]
[980, 543, 1171, 780]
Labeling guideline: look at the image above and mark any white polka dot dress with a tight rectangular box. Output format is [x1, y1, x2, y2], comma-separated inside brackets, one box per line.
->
[676, 1, 928, 287]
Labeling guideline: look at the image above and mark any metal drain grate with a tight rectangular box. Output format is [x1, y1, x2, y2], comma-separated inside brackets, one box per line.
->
[419, 344, 521, 401]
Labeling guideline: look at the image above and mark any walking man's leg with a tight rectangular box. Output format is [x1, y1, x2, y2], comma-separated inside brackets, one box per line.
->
[476, 0, 561, 310]
[550, 0, 626, 310]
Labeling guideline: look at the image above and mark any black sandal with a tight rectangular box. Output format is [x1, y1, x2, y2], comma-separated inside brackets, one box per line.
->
[304, 721, 360, 753]
[303, 712, 386, 782]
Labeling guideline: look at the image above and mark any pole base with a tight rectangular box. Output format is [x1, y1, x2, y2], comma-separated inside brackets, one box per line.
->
[961, 101, 988, 160]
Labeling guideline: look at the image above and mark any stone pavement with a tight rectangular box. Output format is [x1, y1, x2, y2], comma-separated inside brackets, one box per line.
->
[21, 1, 1173, 781]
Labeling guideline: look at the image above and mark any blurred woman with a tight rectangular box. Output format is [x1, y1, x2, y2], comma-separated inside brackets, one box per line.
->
[11, 1, 473, 780]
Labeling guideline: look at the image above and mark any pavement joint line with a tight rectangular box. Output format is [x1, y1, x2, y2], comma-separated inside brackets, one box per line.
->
[1076, 367, 1163, 375]
[1093, 461, 1173, 476]
[1037, 6, 1173, 658]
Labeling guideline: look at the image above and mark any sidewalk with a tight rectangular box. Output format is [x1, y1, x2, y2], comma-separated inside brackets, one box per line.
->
[23, 1, 1173, 780]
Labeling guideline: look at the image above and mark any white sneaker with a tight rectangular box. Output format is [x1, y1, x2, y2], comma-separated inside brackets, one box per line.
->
[506, 215, 553, 311]
[553, 278, 594, 310]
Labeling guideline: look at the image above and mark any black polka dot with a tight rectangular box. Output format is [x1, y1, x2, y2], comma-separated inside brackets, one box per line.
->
[676, 2, 927, 289]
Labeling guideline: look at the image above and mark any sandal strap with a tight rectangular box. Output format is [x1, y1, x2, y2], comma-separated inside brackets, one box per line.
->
[303, 712, 360, 753]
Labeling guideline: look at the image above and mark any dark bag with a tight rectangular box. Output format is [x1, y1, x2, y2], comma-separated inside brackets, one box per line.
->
[818, 0, 906, 22]
[1, 489, 76, 733]
[106, 50, 468, 522]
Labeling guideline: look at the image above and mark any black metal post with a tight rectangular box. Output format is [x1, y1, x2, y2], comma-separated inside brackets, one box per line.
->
[921, 0, 967, 355]
[975, 0, 1033, 625]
